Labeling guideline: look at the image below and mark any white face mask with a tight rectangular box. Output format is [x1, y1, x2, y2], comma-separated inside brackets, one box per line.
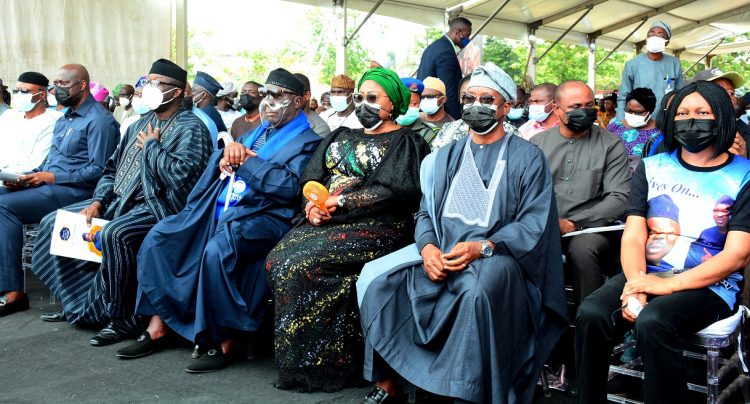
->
[13, 91, 43, 112]
[528, 101, 552, 122]
[141, 85, 178, 111]
[47, 93, 58, 107]
[645, 36, 667, 53]
[420, 97, 441, 115]
[625, 112, 650, 128]
[119, 97, 131, 107]
[329, 95, 350, 112]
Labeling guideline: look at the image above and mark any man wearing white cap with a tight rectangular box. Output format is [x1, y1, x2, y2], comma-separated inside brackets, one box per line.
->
[419, 76, 454, 129]
[617, 20, 683, 121]
[357, 62, 567, 404]
[215, 81, 242, 131]
[692, 68, 749, 157]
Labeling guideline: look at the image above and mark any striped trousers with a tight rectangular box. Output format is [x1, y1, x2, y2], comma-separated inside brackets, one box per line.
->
[32, 199, 157, 327]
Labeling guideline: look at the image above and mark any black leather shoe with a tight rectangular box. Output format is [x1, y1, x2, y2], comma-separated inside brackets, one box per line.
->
[0, 294, 29, 317]
[362, 386, 400, 404]
[89, 320, 142, 347]
[40, 310, 66, 322]
[116, 332, 170, 359]
[185, 348, 233, 373]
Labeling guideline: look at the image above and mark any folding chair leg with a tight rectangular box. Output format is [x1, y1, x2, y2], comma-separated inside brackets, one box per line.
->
[707, 347, 720, 404]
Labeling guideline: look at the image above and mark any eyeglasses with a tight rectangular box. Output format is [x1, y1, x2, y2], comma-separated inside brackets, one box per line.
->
[259, 87, 298, 100]
[353, 92, 388, 104]
[143, 79, 180, 88]
[461, 93, 497, 107]
[12, 89, 43, 95]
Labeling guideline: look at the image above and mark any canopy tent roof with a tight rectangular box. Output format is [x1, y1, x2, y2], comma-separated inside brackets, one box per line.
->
[288, 0, 750, 61]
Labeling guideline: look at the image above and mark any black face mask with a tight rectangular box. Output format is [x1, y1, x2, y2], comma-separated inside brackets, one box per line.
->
[55, 85, 80, 107]
[564, 107, 598, 132]
[240, 94, 257, 111]
[462, 105, 499, 135]
[356, 103, 384, 130]
[673, 118, 715, 153]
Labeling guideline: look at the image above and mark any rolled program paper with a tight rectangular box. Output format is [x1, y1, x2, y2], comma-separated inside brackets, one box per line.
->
[303, 181, 330, 214]
[627, 296, 644, 318]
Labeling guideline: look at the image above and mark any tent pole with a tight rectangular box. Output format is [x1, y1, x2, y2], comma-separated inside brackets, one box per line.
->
[596, 19, 646, 67]
[684, 38, 724, 73]
[174, 0, 188, 69]
[335, 0, 346, 74]
[525, 28, 537, 84]
[587, 36, 596, 91]
[468, 0, 510, 40]
[345, 0, 385, 46]
[535, 6, 593, 63]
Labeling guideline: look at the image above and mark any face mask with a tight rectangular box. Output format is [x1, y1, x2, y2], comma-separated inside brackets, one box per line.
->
[507, 107, 524, 120]
[14, 91, 42, 112]
[625, 112, 650, 128]
[420, 98, 441, 115]
[330, 95, 351, 112]
[239, 94, 257, 111]
[141, 85, 178, 111]
[462, 104, 499, 135]
[528, 102, 552, 122]
[396, 107, 420, 126]
[181, 96, 194, 110]
[54, 85, 79, 107]
[673, 118, 715, 153]
[563, 108, 598, 132]
[119, 97, 131, 107]
[460, 36, 470, 49]
[259, 99, 292, 128]
[47, 94, 58, 107]
[645, 36, 667, 53]
[132, 97, 151, 115]
[356, 102, 384, 130]
[192, 92, 206, 106]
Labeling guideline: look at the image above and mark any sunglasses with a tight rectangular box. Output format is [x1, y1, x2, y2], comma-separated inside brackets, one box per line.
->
[12, 89, 43, 95]
[461, 93, 498, 107]
[259, 87, 298, 101]
[143, 79, 180, 89]
[353, 92, 388, 104]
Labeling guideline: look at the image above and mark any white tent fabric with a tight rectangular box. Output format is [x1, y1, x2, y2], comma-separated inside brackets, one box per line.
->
[1, 0, 173, 92]
[286, 0, 750, 61]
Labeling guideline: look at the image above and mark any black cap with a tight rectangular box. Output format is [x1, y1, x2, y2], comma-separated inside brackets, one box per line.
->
[18, 71, 49, 87]
[266, 68, 305, 96]
[149, 58, 188, 86]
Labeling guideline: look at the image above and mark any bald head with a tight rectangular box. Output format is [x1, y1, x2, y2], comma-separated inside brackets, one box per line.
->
[53, 64, 91, 109]
[59, 64, 90, 84]
[555, 80, 593, 103]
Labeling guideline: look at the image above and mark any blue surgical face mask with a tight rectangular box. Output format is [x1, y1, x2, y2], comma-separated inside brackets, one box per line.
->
[528, 102, 552, 122]
[396, 107, 420, 126]
[132, 96, 151, 115]
[460, 36, 470, 49]
[507, 107, 524, 120]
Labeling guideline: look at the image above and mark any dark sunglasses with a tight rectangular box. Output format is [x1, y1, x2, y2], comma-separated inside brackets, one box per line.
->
[259, 87, 297, 100]
[461, 93, 498, 107]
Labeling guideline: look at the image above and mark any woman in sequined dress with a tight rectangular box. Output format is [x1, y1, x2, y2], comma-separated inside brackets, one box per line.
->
[265, 67, 430, 392]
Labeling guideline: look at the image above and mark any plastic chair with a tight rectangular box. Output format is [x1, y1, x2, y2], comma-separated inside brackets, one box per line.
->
[22, 223, 56, 304]
[607, 306, 750, 404]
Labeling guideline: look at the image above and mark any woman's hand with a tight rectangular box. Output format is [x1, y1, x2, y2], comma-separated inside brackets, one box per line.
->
[305, 202, 336, 226]
[442, 241, 483, 272]
[620, 292, 647, 323]
[421, 244, 446, 282]
[729, 133, 747, 157]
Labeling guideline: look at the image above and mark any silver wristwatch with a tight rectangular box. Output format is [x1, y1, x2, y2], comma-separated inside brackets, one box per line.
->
[480, 240, 494, 258]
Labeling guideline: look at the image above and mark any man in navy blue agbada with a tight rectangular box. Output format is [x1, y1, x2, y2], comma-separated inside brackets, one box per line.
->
[0, 64, 119, 317]
[417, 17, 472, 120]
[192, 71, 227, 133]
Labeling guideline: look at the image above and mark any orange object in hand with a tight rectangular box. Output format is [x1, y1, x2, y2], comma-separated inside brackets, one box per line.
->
[303, 181, 330, 214]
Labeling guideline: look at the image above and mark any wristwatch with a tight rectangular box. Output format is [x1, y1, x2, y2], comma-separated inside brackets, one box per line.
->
[480, 240, 494, 258]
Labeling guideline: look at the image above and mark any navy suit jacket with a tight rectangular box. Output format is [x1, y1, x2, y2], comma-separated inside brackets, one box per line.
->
[417, 35, 462, 120]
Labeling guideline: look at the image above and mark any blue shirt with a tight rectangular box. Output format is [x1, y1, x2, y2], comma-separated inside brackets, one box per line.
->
[192, 107, 218, 150]
[40, 95, 119, 187]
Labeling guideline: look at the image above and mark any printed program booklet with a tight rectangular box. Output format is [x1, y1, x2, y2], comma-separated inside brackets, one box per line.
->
[49, 210, 109, 263]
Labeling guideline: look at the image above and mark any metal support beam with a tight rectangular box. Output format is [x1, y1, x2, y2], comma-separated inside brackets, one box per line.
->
[525, 28, 537, 84]
[469, 0, 511, 40]
[529, 0, 607, 30]
[534, 7, 593, 63]
[636, 4, 750, 48]
[590, 0, 697, 38]
[335, 0, 346, 74]
[174, 0, 188, 69]
[345, 0, 384, 46]
[597, 19, 647, 67]
[684, 38, 725, 73]
[587, 36, 596, 90]
[446, 0, 492, 18]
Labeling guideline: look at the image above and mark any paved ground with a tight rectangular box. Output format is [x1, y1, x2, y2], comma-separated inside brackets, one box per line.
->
[0, 274, 579, 403]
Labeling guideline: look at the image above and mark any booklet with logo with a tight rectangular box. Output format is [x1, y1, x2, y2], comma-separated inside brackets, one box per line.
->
[49, 210, 110, 263]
